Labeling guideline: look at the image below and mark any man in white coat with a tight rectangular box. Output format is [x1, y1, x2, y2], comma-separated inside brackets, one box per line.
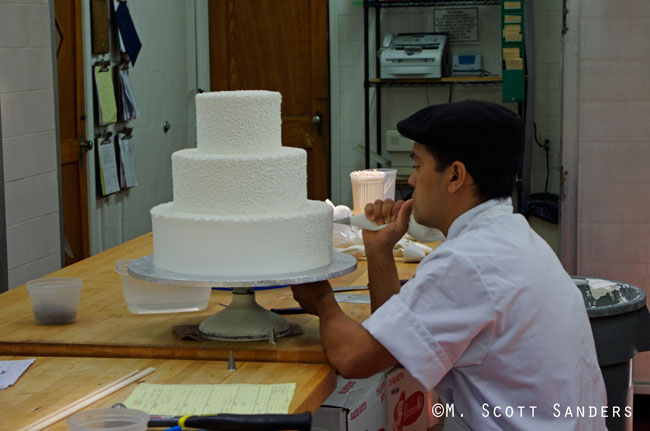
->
[292, 100, 607, 430]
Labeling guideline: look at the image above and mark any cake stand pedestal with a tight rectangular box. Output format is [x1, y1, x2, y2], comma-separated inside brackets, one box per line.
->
[127, 252, 357, 342]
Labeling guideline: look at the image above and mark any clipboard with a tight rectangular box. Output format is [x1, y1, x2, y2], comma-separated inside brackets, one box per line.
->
[97, 132, 120, 196]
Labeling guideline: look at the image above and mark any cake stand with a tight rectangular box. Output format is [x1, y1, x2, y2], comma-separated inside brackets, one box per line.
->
[127, 252, 357, 341]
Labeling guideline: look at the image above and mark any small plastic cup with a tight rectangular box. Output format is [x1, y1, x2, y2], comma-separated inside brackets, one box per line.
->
[26, 277, 82, 325]
[67, 408, 150, 431]
[376, 168, 397, 201]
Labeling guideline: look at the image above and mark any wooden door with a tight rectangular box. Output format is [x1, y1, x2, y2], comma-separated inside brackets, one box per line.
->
[55, 0, 89, 265]
[209, 0, 330, 200]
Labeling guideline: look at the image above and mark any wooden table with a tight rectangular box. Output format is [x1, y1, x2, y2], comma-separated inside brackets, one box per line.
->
[0, 355, 335, 430]
[0, 234, 422, 364]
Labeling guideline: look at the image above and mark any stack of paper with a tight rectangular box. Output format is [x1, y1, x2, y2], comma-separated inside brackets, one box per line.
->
[94, 65, 117, 126]
[118, 70, 140, 122]
[98, 137, 120, 196]
[503, 47, 524, 70]
[118, 132, 138, 189]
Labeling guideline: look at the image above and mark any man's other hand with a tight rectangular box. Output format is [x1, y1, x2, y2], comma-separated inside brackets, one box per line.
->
[291, 280, 335, 316]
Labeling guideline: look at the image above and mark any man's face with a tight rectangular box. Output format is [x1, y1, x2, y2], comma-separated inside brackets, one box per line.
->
[407, 142, 448, 229]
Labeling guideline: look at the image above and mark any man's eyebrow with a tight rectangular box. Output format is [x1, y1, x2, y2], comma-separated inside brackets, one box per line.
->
[410, 151, 418, 160]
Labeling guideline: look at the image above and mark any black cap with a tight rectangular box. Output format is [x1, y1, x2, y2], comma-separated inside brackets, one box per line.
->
[396, 100, 524, 175]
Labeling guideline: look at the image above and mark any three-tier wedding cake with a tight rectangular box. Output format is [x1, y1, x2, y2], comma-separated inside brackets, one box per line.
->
[150, 90, 333, 277]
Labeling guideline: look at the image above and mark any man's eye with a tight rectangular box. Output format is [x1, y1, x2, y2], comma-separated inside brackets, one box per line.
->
[412, 165, 420, 169]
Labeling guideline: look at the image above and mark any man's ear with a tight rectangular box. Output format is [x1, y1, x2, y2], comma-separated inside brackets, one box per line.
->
[447, 161, 468, 193]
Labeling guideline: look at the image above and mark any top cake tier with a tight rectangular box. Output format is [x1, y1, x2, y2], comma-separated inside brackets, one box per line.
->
[196, 90, 282, 154]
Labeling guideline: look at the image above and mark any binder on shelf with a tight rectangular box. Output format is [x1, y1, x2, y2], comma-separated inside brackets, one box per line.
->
[501, 0, 525, 102]
[97, 132, 120, 196]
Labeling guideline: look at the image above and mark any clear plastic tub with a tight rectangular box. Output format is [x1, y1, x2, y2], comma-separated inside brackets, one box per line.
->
[26, 277, 82, 325]
[115, 260, 211, 314]
[67, 408, 149, 431]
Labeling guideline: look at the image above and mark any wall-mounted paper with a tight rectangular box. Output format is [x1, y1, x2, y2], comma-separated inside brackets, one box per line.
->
[94, 66, 117, 125]
[98, 139, 120, 195]
[504, 15, 522, 24]
[118, 133, 138, 189]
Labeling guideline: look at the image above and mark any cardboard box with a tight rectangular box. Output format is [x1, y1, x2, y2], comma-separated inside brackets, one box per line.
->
[386, 367, 442, 431]
[313, 372, 388, 431]
[313, 367, 442, 431]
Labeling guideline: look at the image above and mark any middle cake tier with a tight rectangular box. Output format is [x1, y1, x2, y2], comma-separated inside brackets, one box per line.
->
[172, 146, 307, 215]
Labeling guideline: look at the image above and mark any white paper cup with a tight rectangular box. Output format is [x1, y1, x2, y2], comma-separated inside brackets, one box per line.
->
[350, 170, 386, 213]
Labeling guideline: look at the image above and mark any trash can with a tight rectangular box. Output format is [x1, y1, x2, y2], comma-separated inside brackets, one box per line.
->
[573, 277, 650, 431]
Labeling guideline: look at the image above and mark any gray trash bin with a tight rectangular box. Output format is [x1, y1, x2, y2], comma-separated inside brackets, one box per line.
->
[573, 277, 650, 431]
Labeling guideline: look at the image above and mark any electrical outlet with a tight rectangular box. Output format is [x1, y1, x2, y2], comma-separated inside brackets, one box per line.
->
[538, 135, 554, 157]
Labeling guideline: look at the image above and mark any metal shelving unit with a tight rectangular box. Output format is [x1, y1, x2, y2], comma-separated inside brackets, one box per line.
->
[362, 0, 506, 168]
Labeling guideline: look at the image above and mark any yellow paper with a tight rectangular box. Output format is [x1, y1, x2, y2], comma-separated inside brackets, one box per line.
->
[123, 383, 296, 416]
[504, 1, 521, 9]
[504, 32, 523, 42]
[504, 24, 521, 33]
[505, 58, 524, 70]
[94, 65, 117, 125]
[503, 47, 521, 59]
[504, 14, 522, 24]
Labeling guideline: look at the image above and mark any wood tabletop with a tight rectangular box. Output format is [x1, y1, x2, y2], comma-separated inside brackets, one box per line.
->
[1, 355, 335, 430]
[0, 234, 423, 364]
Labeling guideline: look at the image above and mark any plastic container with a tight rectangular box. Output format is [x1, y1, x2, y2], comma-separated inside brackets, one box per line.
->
[67, 408, 149, 431]
[376, 168, 397, 201]
[26, 277, 82, 325]
[573, 277, 650, 431]
[350, 170, 386, 213]
[115, 260, 211, 314]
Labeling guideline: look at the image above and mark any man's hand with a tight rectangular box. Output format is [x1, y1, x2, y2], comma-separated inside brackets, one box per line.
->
[363, 198, 413, 251]
[291, 280, 336, 316]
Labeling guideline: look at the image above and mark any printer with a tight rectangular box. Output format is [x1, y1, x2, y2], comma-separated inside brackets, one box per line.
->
[378, 33, 450, 79]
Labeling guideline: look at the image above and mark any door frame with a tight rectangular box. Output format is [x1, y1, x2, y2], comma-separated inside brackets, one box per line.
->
[49, 0, 66, 269]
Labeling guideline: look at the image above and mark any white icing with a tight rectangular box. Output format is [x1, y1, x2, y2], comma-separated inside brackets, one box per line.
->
[152, 201, 333, 276]
[196, 90, 281, 154]
[171, 147, 307, 215]
[587, 279, 621, 300]
[152, 89, 333, 277]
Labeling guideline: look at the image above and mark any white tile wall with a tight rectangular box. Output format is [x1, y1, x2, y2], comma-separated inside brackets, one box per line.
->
[572, 0, 650, 386]
[1, 2, 61, 289]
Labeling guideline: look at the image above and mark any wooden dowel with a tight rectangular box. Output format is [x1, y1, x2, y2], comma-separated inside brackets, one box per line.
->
[21, 369, 142, 431]
[20, 367, 155, 431]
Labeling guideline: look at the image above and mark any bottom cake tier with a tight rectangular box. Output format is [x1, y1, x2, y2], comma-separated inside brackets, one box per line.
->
[150, 200, 333, 277]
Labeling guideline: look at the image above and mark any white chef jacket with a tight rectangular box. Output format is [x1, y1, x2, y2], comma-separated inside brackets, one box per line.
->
[362, 198, 607, 430]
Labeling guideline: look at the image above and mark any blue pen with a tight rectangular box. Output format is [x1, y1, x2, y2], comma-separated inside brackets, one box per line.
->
[163, 426, 181, 431]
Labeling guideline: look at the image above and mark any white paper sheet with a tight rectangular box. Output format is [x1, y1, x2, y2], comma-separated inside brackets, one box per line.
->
[0, 358, 35, 390]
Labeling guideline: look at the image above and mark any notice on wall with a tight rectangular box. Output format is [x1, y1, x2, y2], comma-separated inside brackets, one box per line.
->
[434, 8, 479, 42]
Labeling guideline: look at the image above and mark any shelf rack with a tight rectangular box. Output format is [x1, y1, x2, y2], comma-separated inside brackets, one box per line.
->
[362, 0, 506, 169]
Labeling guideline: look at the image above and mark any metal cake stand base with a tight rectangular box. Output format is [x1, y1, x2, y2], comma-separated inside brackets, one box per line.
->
[128, 252, 357, 342]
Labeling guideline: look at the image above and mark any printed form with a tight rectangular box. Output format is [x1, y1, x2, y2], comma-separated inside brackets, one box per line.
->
[123, 383, 296, 416]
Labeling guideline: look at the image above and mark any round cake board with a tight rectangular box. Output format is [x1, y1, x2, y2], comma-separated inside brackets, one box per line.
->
[127, 251, 358, 341]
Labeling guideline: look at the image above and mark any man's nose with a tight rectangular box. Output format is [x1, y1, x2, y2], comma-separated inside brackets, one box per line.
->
[408, 171, 416, 187]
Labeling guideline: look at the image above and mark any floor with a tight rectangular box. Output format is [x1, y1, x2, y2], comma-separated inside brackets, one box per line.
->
[634, 395, 650, 430]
